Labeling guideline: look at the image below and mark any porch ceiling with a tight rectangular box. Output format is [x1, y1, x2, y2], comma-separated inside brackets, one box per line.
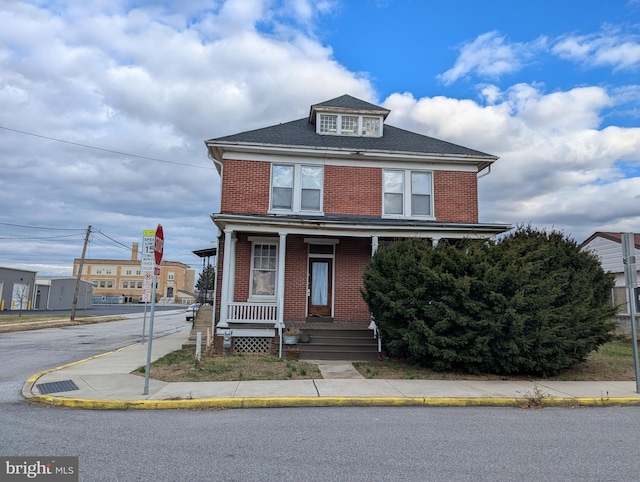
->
[211, 213, 512, 239]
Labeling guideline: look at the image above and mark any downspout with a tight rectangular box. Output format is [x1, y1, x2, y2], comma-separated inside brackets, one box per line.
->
[477, 164, 491, 179]
[369, 236, 382, 357]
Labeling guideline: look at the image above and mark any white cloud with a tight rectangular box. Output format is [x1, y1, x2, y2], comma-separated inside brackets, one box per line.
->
[552, 26, 640, 70]
[0, 0, 376, 275]
[383, 85, 640, 242]
[438, 31, 547, 85]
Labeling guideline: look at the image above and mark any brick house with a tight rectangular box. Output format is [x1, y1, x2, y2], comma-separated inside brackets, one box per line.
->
[204, 95, 510, 359]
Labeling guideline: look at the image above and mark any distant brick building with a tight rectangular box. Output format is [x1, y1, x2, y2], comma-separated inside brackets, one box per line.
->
[73, 243, 196, 304]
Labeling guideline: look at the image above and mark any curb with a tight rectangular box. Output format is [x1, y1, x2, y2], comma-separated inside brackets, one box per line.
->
[24, 395, 640, 410]
[21, 345, 133, 400]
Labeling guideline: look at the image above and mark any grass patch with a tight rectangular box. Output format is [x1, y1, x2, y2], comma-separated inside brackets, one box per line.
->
[352, 338, 640, 381]
[137, 338, 640, 383]
[135, 350, 322, 382]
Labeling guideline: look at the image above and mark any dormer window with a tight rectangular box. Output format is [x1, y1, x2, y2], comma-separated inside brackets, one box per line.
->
[317, 113, 382, 137]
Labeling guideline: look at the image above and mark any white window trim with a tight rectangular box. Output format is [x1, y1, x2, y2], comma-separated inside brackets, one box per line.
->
[382, 169, 435, 219]
[316, 113, 383, 137]
[248, 239, 279, 302]
[269, 163, 324, 215]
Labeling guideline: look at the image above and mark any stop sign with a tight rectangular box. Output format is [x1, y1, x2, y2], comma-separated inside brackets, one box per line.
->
[154, 224, 164, 265]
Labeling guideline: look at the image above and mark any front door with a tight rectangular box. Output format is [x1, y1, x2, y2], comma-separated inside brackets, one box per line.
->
[308, 258, 332, 317]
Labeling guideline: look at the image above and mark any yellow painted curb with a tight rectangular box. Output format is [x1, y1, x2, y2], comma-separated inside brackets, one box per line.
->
[25, 395, 640, 410]
[22, 345, 134, 399]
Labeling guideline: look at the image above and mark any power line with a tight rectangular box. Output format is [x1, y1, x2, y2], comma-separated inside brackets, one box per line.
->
[0, 233, 84, 241]
[96, 229, 134, 251]
[0, 125, 214, 170]
[0, 221, 85, 231]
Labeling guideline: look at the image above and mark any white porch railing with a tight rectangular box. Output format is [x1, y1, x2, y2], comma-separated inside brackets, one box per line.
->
[226, 302, 278, 324]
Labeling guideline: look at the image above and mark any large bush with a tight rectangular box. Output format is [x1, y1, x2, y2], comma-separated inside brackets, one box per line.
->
[361, 227, 617, 376]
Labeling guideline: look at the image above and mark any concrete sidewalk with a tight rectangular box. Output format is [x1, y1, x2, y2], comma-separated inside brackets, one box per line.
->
[22, 331, 640, 410]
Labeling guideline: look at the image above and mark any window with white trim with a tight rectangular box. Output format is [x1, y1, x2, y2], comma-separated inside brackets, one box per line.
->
[341, 115, 358, 135]
[317, 113, 382, 137]
[250, 242, 278, 299]
[362, 116, 381, 137]
[383, 170, 433, 218]
[271, 164, 323, 213]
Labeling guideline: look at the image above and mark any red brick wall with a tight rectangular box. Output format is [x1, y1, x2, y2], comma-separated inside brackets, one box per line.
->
[217, 234, 371, 323]
[434, 171, 478, 223]
[220, 160, 270, 214]
[324, 165, 381, 216]
[333, 238, 372, 322]
[282, 235, 309, 320]
[220, 160, 479, 223]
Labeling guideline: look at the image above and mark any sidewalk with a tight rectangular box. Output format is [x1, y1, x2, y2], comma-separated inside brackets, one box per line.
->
[22, 331, 640, 410]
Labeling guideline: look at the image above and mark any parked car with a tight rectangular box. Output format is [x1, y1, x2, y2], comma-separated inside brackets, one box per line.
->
[185, 302, 211, 322]
[185, 303, 201, 322]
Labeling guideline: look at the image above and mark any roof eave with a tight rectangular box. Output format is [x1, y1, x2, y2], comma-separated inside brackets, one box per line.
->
[205, 141, 498, 167]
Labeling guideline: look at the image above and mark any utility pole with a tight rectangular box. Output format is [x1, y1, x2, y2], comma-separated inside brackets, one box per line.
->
[71, 225, 92, 322]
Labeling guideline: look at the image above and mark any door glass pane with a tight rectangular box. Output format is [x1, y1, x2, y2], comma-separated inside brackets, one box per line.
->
[311, 262, 328, 305]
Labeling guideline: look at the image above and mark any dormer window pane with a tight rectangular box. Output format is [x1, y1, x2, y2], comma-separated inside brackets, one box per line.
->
[272, 165, 293, 209]
[362, 117, 380, 137]
[341, 116, 358, 135]
[319, 114, 337, 133]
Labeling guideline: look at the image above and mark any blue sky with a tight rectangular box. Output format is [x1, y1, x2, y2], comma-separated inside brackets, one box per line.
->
[318, 0, 640, 128]
[1, 0, 639, 276]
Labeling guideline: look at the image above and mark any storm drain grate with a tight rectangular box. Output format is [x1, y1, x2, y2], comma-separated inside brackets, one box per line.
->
[36, 380, 79, 395]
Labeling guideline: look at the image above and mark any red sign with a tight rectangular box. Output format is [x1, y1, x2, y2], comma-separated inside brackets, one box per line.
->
[154, 224, 164, 266]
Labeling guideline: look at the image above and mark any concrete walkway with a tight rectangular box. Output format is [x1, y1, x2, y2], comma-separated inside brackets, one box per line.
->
[22, 331, 640, 410]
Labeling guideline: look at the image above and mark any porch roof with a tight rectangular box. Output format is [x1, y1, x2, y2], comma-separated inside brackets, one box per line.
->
[212, 213, 512, 239]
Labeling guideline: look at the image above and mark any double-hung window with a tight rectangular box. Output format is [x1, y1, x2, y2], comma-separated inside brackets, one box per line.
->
[250, 242, 278, 299]
[271, 164, 323, 213]
[383, 170, 433, 218]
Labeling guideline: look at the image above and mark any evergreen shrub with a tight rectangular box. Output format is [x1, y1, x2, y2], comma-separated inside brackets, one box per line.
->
[361, 226, 617, 376]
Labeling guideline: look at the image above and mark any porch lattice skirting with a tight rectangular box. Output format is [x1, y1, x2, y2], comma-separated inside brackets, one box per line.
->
[233, 337, 271, 353]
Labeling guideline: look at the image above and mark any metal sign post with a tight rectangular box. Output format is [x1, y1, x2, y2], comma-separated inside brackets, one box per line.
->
[621, 232, 640, 394]
[143, 225, 164, 396]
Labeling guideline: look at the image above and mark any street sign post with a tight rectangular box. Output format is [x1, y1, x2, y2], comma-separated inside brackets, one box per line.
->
[141, 230, 155, 274]
[621, 232, 640, 394]
[144, 224, 164, 395]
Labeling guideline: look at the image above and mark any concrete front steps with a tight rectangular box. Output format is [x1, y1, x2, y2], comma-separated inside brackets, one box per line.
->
[292, 323, 381, 361]
[182, 306, 214, 349]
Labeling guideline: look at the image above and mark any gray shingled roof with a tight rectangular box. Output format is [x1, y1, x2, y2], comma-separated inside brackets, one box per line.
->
[208, 118, 493, 158]
[310, 94, 390, 119]
[206, 95, 496, 160]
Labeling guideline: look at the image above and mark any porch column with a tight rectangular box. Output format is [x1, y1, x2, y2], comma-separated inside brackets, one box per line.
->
[431, 236, 441, 247]
[371, 235, 379, 256]
[275, 232, 287, 329]
[217, 228, 234, 328]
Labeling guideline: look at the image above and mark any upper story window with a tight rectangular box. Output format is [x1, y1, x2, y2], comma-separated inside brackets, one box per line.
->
[317, 113, 382, 137]
[383, 170, 433, 218]
[271, 164, 323, 213]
